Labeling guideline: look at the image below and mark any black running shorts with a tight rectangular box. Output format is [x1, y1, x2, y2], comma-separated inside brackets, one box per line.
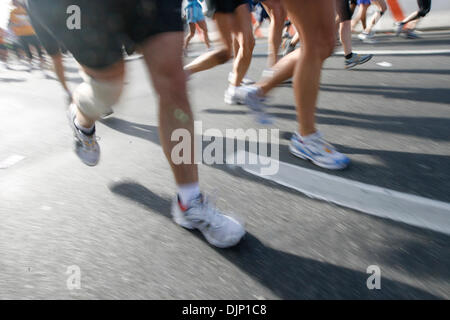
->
[336, 0, 353, 22]
[26, 0, 183, 69]
[205, 0, 248, 17]
[417, 0, 431, 17]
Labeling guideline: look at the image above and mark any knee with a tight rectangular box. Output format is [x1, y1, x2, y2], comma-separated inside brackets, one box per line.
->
[319, 33, 336, 60]
[418, 7, 430, 17]
[153, 63, 187, 99]
[74, 72, 124, 119]
[305, 34, 335, 61]
[216, 47, 233, 64]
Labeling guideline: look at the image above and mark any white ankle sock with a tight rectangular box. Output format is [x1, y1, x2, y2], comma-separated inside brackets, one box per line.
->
[178, 182, 201, 206]
[74, 118, 95, 135]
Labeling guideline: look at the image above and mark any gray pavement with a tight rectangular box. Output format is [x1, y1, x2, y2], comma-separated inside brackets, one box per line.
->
[0, 31, 449, 299]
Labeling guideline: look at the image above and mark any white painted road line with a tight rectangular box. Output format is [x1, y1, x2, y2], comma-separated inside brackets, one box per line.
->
[230, 151, 450, 235]
[376, 61, 393, 67]
[122, 48, 450, 62]
[0, 155, 25, 169]
[335, 49, 450, 56]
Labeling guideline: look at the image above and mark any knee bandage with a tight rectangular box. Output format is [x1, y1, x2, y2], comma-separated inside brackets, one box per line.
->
[73, 71, 123, 119]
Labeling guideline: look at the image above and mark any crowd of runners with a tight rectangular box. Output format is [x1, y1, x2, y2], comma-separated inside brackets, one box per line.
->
[1, 0, 433, 248]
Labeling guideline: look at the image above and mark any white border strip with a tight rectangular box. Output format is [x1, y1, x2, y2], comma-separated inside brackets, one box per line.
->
[232, 151, 450, 235]
[0, 154, 25, 169]
[335, 49, 450, 56]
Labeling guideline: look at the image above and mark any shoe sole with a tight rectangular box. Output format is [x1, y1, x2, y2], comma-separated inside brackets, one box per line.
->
[289, 144, 349, 170]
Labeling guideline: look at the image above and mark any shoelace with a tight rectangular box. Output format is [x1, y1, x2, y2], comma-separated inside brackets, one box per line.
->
[76, 129, 101, 147]
[296, 132, 335, 154]
[309, 136, 336, 155]
[191, 194, 223, 230]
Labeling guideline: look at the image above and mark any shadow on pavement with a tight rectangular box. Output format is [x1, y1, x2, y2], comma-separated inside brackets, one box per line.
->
[335, 68, 450, 76]
[101, 116, 450, 202]
[109, 181, 442, 299]
[320, 84, 450, 105]
[203, 106, 450, 141]
[277, 132, 450, 202]
[316, 107, 450, 142]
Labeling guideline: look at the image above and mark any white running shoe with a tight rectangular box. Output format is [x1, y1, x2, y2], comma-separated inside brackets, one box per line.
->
[289, 131, 350, 170]
[67, 103, 100, 166]
[224, 85, 242, 105]
[235, 86, 273, 124]
[171, 194, 245, 248]
[358, 32, 376, 44]
[228, 72, 255, 85]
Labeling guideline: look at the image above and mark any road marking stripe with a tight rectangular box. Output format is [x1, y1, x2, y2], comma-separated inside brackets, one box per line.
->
[0, 154, 25, 169]
[127, 47, 450, 61]
[230, 151, 450, 235]
[335, 49, 450, 55]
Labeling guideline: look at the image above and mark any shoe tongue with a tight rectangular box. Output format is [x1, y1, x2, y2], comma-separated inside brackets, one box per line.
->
[180, 194, 203, 211]
[190, 194, 204, 206]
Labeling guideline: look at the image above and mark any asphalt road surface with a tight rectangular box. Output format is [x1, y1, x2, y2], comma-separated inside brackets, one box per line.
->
[0, 31, 449, 299]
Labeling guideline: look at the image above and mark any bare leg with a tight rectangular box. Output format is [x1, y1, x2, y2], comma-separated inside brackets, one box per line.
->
[262, 0, 287, 67]
[402, 11, 421, 25]
[364, 0, 387, 34]
[340, 20, 352, 56]
[233, 35, 240, 58]
[281, 0, 336, 136]
[49, 52, 70, 94]
[258, 49, 299, 95]
[360, 4, 368, 30]
[290, 31, 300, 46]
[197, 20, 211, 49]
[230, 4, 255, 87]
[142, 32, 198, 185]
[184, 23, 196, 51]
[184, 13, 234, 74]
[351, 4, 369, 31]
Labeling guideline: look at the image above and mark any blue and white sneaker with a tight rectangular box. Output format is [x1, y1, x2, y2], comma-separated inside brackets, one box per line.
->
[289, 131, 350, 170]
[345, 53, 373, 69]
[224, 85, 242, 105]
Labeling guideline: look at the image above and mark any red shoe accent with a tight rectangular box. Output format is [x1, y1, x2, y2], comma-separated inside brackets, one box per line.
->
[178, 197, 188, 212]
